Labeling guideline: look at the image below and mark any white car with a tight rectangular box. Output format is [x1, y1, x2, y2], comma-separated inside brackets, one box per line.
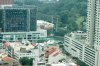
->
[47, 40, 55, 45]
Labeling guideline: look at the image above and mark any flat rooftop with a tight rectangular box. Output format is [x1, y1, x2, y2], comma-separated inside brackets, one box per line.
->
[5, 41, 35, 53]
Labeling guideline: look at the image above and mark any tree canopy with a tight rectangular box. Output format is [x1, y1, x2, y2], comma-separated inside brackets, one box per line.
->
[16, 0, 87, 35]
[19, 57, 33, 66]
[35, 0, 87, 32]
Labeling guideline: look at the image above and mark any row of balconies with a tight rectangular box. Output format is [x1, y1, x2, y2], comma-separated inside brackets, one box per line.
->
[64, 35, 98, 66]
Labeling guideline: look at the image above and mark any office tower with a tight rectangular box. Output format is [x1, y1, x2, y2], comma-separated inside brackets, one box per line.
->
[0, 0, 14, 5]
[0, 5, 37, 32]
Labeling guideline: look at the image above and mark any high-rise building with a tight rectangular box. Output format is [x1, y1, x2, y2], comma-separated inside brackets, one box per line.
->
[63, 0, 100, 66]
[0, 5, 37, 32]
[94, 0, 100, 49]
[87, 0, 100, 49]
[0, 0, 14, 5]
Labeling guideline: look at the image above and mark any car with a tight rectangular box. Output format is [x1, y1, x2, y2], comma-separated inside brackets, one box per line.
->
[58, 42, 63, 44]
[47, 40, 55, 45]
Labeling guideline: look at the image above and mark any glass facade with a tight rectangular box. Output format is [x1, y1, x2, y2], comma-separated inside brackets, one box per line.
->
[30, 8, 37, 31]
[0, 10, 3, 31]
[5, 9, 28, 32]
[1, 6, 37, 32]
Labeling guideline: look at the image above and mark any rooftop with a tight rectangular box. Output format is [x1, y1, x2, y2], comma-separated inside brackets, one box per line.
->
[4, 41, 35, 53]
[45, 46, 59, 57]
[2, 56, 15, 61]
[51, 63, 66, 66]
[66, 31, 87, 45]
[51, 63, 77, 66]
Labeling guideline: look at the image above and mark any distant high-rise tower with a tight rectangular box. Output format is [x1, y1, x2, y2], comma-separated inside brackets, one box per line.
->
[86, 0, 96, 47]
[0, 0, 14, 5]
[87, 0, 100, 49]
[94, 0, 100, 49]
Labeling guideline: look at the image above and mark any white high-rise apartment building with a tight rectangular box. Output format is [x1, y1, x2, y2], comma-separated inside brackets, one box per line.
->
[63, 0, 100, 66]
[94, 0, 100, 49]
[87, 0, 100, 49]
[87, 0, 96, 47]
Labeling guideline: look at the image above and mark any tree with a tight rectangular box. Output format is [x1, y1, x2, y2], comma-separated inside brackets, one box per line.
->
[76, 59, 89, 66]
[20, 0, 87, 34]
[19, 57, 33, 66]
[36, 0, 87, 32]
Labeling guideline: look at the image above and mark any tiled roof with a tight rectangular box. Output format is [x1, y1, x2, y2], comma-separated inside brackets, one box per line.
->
[51, 51, 59, 57]
[45, 46, 60, 57]
[2, 56, 15, 61]
[3, 42, 10, 47]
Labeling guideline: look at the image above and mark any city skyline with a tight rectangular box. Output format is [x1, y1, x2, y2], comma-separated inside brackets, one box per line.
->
[0, 0, 98, 66]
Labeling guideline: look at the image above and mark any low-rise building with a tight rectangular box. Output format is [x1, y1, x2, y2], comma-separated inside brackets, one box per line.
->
[1, 31, 47, 42]
[45, 46, 66, 64]
[0, 30, 47, 48]
[0, 52, 19, 66]
[51, 63, 77, 66]
[5, 41, 39, 60]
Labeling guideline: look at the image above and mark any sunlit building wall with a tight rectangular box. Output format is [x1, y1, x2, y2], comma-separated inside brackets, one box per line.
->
[87, 0, 100, 49]
[64, 35, 100, 66]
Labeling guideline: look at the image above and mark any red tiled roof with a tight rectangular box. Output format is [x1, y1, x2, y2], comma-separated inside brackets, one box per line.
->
[0, 52, 3, 54]
[3, 42, 10, 47]
[47, 47, 57, 55]
[2, 56, 15, 61]
[32, 42, 36, 46]
[0, 0, 14, 5]
[45, 46, 59, 57]
[52, 51, 59, 57]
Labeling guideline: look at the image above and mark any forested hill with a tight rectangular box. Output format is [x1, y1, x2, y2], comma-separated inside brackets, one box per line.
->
[33, 0, 87, 32]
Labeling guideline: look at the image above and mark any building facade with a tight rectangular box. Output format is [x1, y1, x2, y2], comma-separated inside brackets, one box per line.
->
[38, 0, 59, 3]
[0, 0, 14, 5]
[86, 0, 96, 47]
[5, 42, 38, 60]
[0, 5, 37, 32]
[64, 35, 100, 66]
[0, 34, 3, 49]
[14, 0, 34, 5]
[94, 0, 100, 49]
[1, 30, 47, 42]
[87, 0, 100, 48]
[0, 30, 47, 49]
